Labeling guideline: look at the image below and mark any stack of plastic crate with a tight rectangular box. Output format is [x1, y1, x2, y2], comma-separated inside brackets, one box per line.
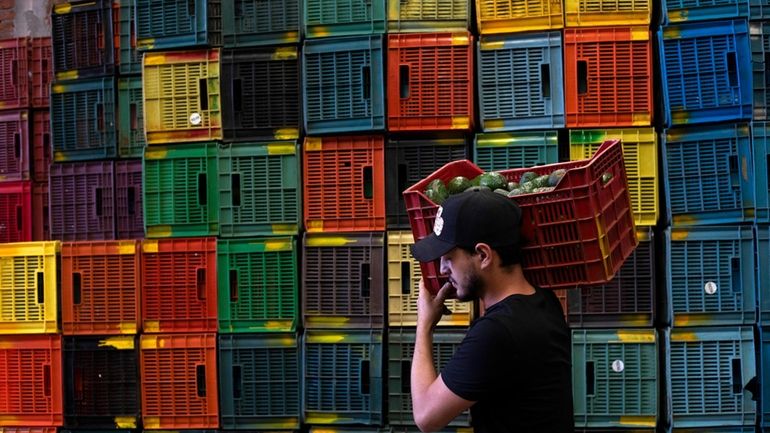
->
[0, 37, 52, 243]
[132, 0, 224, 430]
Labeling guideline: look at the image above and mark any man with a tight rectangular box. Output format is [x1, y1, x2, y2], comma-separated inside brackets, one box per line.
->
[410, 188, 574, 433]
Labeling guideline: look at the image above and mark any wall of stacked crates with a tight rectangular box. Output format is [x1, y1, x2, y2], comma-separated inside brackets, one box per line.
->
[0, 0, 768, 432]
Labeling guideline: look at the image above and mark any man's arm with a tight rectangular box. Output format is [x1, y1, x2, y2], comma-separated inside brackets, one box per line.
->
[411, 281, 474, 432]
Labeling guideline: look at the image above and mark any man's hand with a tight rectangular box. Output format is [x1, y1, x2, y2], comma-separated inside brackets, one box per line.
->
[417, 279, 455, 331]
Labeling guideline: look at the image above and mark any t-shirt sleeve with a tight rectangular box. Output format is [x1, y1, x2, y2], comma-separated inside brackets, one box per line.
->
[440, 317, 511, 402]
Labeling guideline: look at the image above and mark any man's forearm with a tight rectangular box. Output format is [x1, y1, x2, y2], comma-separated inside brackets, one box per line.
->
[411, 324, 436, 421]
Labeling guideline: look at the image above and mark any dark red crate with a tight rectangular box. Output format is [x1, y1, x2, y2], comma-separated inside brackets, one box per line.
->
[30, 38, 53, 108]
[32, 181, 49, 241]
[140, 333, 219, 429]
[565, 27, 653, 127]
[302, 135, 386, 233]
[31, 110, 51, 183]
[63, 336, 140, 428]
[49, 161, 115, 241]
[0, 335, 63, 426]
[0, 180, 32, 243]
[0, 38, 30, 110]
[0, 110, 30, 181]
[141, 238, 218, 333]
[61, 240, 140, 335]
[387, 32, 475, 132]
[404, 139, 638, 293]
[115, 159, 143, 239]
[52, 0, 116, 79]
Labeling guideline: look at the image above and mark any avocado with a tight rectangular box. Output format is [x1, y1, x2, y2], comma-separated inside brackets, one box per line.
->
[425, 179, 448, 204]
[478, 171, 508, 191]
[447, 176, 472, 195]
[548, 169, 567, 187]
[519, 171, 538, 184]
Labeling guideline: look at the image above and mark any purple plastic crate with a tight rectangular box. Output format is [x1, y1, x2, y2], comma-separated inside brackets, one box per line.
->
[0, 110, 29, 181]
[49, 161, 115, 240]
[115, 159, 143, 239]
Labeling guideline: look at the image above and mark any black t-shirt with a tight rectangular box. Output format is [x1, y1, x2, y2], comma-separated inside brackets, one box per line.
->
[441, 287, 574, 433]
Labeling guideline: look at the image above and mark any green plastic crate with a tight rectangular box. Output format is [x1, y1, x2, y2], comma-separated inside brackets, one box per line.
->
[473, 131, 559, 171]
[222, 0, 301, 47]
[142, 142, 219, 238]
[217, 237, 298, 333]
[218, 141, 300, 237]
[304, 0, 386, 38]
[572, 329, 658, 428]
[118, 77, 145, 158]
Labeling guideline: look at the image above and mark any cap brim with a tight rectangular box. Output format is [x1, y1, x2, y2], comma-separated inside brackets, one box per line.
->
[411, 233, 456, 262]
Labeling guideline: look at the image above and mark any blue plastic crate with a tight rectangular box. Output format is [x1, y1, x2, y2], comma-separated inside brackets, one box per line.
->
[386, 136, 468, 229]
[572, 329, 658, 429]
[477, 32, 565, 131]
[755, 225, 770, 325]
[752, 22, 769, 121]
[304, 0, 386, 38]
[302, 36, 385, 134]
[473, 131, 559, 171]
[136, 0, 222, 50]
[663, 0, 748, 22]
[222, 0, 301, 47]
[762, 326, 769, 427]
[662, 122, 754, 225]
[665, 226, 757, 327]
[118, 0, 141, 75]
[666, 326, 757, 428]
[754, 122, 770, 223]
[659, 20, 753, 126]
[302, 329, 383, 425]
[218, 334, 300, 429]
[51, 77, 117, 162]
[751, 0, 770, 17]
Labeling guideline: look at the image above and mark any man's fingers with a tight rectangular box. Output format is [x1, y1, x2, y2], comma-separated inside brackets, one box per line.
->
[435, 281, 454, 303]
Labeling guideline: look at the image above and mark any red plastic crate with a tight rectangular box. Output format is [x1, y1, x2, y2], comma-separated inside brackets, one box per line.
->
[31, 110, 51, 183]
[139, 333, 219, 429]
[564, 27, 653, 127]
[387, 32, 474, 132]
[0, 181, 32, 243]
[0, 38, 30, 110]
[141, 238, 218, 333]
[115, 159, 143, 239]
[0, 428, 56, 433]
[0, 335, 63, 426]
[32, 182, 49, 241]
[61, 240, 140, 335]
[404, 139, 638, 293]
[303, 136, 386, 232]
[0, 110, 30, 181]
[30, 38, 52, 108]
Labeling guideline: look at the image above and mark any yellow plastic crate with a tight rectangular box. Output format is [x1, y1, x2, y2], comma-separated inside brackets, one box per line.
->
[564, 0, 651, 26]
[570, 128, 658, 227]
[387, 231, 471, 327]
[142, 49, 222, 145]
[476, 0, 563, 34]
[0, 241, 60, 334]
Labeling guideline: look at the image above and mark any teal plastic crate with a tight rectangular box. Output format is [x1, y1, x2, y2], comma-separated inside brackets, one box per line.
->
[762, 326, 769, 427]
[142, 142, 219, 238]
[118, 0, 141, 75]
[304, 0, 386, 38]
[665, 226, 757, 326]
[217, 237, 298, 333]
[755, 225, 770, 325]
[51, 77, 117, 162]
[477, 32, 565, 131]
[754, 122, 770, 223]
[218, 333, 300, 429]
[222, 0, 301, 47]
[666, 326, 757, 427]
[387, 328, 470, 426]
[752, 0, 770, 18]
[664, 0, 748, 22]
[303, 330, 383, 425]
[473, 131, 559, 171]
[117, 77, 145, 158]
[218, 141, 300, 237]
[136, 0, 222, 50]
[572, 329, 658, 429]
[752, 23, 769, 121]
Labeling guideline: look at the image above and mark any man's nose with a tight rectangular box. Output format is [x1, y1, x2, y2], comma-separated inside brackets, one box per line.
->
[439, 256, 449, 276]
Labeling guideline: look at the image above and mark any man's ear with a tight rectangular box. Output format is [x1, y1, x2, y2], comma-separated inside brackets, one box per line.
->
[475, 243, 494, 268]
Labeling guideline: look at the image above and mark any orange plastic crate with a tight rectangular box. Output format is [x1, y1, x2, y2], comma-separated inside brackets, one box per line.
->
[140, 333, 218, 429]
[564, 27, 652, 128]
[141, 238, 218, 333]
[61, 240, 140, 335]
[303, 136, 386, 233]
[387, 32, 474, 132]
[0, 335, 63, 426]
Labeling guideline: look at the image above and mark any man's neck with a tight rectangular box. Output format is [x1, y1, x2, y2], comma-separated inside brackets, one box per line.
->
[481, 266, 536, 307]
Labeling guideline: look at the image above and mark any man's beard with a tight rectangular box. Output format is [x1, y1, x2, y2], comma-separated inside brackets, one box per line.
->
[456, 271, 483, 302]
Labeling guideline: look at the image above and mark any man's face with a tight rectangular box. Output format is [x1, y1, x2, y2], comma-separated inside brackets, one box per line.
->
[439, 247, 483, 302]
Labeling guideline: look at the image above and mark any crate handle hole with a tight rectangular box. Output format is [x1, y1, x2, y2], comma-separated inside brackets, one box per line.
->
[130, 103, 138, 131]
[731, 358, 742, 393]
[96, 103, 104, 132]
[233, 79, 242, 112]
[11, 59, 17, 85]
[95, 187, 103, 217]
[397, 163, 408, 197]
[127, 187, 136, 215]
[360, 359, 370, 395]
[401, 360, 411, 393]
[360, 263, 371, 298]
[16, 205, 22, 232]
[362, 66, 371, 100]
[586, 361, 595, 396]
[37, 271, 44, 304]
[196, 364, 206, 397]
[14, 133, 20, 159]
[229, 269, 238, 302]
[730, 256, 741, 293]
[188, 0, 196, 16]
[232, 365, 242, 398]
[577, 60, 588, 95]
[199, 78, 209, 111]
[43, 364, 51, 397]
[728, 154, 739, 189]
[73, 272, 82, 305]
[541, 63, 551, 98]
[363, 166, 373, 199]
[231, 173, 241, 207]
[197, 268, 206, 300]
[400, 65, 410, 98]
[198, 173, 207, 206]
[726, 51, 738, 88]
[401, 262, 411, 295]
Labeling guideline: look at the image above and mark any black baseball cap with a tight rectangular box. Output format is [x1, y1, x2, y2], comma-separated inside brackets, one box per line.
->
[411, 188, 523, 262]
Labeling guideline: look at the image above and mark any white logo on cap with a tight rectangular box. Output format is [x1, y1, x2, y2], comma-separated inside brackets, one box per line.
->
[434, 206, 444, 236]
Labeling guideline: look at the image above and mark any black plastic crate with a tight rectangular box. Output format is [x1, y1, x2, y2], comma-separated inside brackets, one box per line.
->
[52, 0, 116, 79]
[222, 47, 301, 142]
[302, 232, 385, 328]
[385, 136, 468, 229]
[63, 336, 140, 428]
